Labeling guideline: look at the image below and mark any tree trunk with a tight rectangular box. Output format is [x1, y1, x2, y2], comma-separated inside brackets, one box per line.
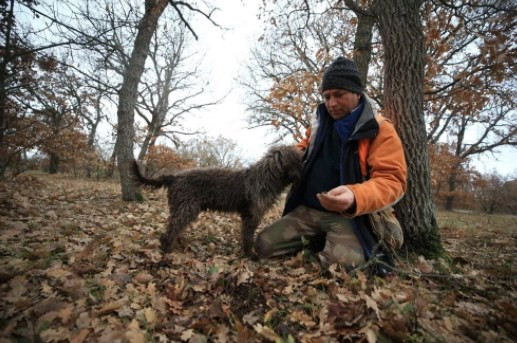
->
[138, 128, 155, 161]
[373, 0, 445, 258]
[445, 171, 457, 211]
[107, 138, 118, 178]
[115, 0, 169, 201]
[352, 12, 375, 87]
[49, 154, 59, 174]
[0, 0, 15, 177]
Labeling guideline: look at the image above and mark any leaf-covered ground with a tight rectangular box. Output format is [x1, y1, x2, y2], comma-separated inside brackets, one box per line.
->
[0, 173, 515, 342]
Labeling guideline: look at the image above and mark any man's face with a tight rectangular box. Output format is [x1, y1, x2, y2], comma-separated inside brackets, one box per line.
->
[322, 89, 361, 120]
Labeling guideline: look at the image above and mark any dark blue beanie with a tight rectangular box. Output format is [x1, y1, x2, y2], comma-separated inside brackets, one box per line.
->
[320, 57, 364, 94]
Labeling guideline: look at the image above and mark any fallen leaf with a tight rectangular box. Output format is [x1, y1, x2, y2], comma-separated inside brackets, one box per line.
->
[144, 307, 156, 327]
[76, 311, 91, 329]
[188, 333, 208, 343]
[5, 276, 28, 304]
[416, 255, 434, 274]
[111, 272, 132, 287]
[192, 284, 206, 292]
[126, 319, 145, 343]
[290, 310, 317, 328]
[360, 292, 381, 320]
[40, 327, 70, 342]
[126, 330, 145, 343]
[243, 310, 260, 325]
[36, 311, 58, 331]
[70, 329, 90, 343]
[253, 324, 281, 342]
[95, 299, 126, 316]
[133, 271, 153, 284]
[264, 308, 278, 323]
[215, 325, 230, 343]
[58, 303, 74, 324]
[181, 328, 194, 341]
[237, 269, 253, 285]
[382, 313, 409, 341]
[357, 271, 367, 290]
[360, 326, 377, 343]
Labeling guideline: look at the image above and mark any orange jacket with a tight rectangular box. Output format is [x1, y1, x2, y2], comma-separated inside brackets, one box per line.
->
[348, 115, 407, 216]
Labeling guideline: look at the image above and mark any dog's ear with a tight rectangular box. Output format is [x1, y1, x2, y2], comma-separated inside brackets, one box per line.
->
[264, 145, 302, 182]
[265, 145, 283, 169]
[287, 149, 303, 182]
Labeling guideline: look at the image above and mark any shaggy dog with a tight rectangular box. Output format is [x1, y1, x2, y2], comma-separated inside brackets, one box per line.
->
[131, 145, 302, 258]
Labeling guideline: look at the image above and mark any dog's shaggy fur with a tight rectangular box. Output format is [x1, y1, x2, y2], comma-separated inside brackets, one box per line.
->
[131, 145, 302, 258]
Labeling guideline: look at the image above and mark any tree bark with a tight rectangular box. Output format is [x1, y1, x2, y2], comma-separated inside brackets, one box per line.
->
[107, 140, 118, 179]
[445, 171, 457, 211]
[352, 12, 375, 87]
[373, 0, 445, 257]
[86, 94, 103, 178]
[115, 0, 169, 201]
[0, 0, 15, 176]
[49, 154, 59, 174]
[138, 127, 158, 161]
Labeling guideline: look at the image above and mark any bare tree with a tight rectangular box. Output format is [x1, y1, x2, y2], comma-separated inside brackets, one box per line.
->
[0, 0, 125, 176]
[135, 23, 216, 161]
[424, 0, 517, 210]
[244, 1, 360, 141]
[115, 0, 218, 201]
[178, 135, 244, 168]
[115, 0, 170, 201]
[475, 172, 517, 215]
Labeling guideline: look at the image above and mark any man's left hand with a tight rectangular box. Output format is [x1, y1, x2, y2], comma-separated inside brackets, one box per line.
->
[317, 185, 356, 213]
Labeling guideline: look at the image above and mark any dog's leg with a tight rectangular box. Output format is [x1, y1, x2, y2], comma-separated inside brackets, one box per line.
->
[160, 207, 199, 253]
[241, 212, 261, 260]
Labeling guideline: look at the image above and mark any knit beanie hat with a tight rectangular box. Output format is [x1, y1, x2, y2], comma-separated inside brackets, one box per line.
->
[320, 57, 364, 94]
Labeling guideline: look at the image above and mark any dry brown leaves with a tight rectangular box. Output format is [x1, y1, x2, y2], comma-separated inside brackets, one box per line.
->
[0, 174, 515, 342]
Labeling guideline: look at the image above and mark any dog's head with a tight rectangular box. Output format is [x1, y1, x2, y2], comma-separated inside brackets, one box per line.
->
[266, 145, 303, 183]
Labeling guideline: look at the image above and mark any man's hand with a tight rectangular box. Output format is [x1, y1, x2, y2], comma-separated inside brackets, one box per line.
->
[316, 185, 356, 213]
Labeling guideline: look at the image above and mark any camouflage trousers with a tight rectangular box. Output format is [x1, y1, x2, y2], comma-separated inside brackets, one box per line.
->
[255, 205, 365, 268]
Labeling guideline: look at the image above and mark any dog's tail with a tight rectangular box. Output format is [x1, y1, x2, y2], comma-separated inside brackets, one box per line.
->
[131, 160, 175, 189]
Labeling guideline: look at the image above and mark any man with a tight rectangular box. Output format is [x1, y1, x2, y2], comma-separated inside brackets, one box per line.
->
[255, 56, 407, 272]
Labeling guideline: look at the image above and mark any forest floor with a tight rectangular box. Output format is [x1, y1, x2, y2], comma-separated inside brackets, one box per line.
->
[0, 173, 515, 343]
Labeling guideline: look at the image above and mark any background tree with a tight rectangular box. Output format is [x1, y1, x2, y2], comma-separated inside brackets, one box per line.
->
[178, 135, 244, 168]
[472, 172, 517, 215]
[115, 0, 170, 201]
[15, 58, 92, 174]
[0, 0, 119, 176]
[2, 0, 219, 182]
[78, 91, 105, 178]
[135, 22, 215, 161]
[424, 0, 517, 210]
[244, 1, 361, 142]
[142, 144, 196, 177]
[429, 143, 490, 210]
[114, 0, 217, 201]
[0, 48, 39, 176]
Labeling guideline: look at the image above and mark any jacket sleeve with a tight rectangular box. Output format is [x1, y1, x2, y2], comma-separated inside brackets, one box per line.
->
[346, 119, 407, 216]
[296, 126, 311, 151]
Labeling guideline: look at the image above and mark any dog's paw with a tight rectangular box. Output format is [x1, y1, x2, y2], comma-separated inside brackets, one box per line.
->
[159, 238, 173, 254]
